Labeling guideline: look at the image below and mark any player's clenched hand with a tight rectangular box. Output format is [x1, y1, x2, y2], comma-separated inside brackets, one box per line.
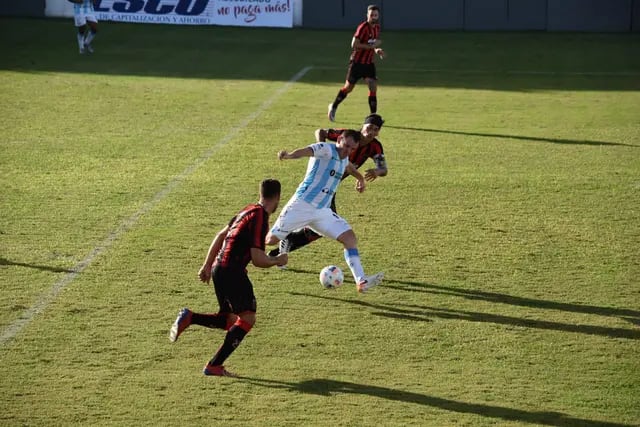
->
[375, 48, 385, 59]
[198, 265, 211, 283]
[278, 150, 289, 160]
[355, 179, 366, 193]
[274, 253, 288, 267]
[364, 168, 378, 181]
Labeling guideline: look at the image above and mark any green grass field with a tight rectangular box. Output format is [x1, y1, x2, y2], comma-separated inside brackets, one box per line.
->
[1, 18, 639, 426]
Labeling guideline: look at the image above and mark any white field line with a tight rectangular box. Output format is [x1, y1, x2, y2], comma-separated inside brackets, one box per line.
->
[0, 66, 313, 348]
[314, 65, 640, 77]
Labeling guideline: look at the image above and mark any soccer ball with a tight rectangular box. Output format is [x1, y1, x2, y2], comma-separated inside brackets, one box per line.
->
[319, 265, 344, 289]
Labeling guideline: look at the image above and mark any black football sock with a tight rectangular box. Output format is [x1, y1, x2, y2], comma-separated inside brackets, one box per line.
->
[333, 89, 348, 107]
[368, 94, 377, 113]
[209, 323, 249, 366]
[286, 228, 320, 252]
[191, 313, 228, 329]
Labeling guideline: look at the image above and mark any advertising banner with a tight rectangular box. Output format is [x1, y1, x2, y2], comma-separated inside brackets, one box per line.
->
[90, 0, 293, 27]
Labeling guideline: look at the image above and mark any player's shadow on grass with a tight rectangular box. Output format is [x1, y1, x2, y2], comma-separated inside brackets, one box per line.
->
[0, 257, 74, 273]
[239, 377, 632, 427]
[283, 267, 640, 324]
[381, 125, 636, 148]
[290, 291, 640, 340]
[383, 278, 640, 326]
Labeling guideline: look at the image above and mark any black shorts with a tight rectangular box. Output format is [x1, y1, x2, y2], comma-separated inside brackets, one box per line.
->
[346, 61, 377, 84]
[212, 265, 257, 314]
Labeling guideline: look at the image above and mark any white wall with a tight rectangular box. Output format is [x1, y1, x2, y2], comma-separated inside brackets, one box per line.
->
[45, 0, 73, 18]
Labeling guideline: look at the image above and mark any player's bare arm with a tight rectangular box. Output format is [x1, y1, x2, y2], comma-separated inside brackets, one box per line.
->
[364, 153, 388, 181]
[364, 168, 380, 181]
[250, 248, 288, 268]
[198, 225, 229, 283]
[346, 163, 366, 193]
[364, 165, 388, 181]
[364, 166, 388, 181]
[278, 146, 314, 160]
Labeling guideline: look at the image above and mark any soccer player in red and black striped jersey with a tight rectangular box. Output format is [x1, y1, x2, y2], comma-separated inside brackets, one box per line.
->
[168, 179, 288, 377]
[270, 114, 387, 257]
[328, 4, 386, 122]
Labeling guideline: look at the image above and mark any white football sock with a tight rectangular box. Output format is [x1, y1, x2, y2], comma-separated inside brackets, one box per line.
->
[84, 31, 95, 45]
[344, 248, 365, 283]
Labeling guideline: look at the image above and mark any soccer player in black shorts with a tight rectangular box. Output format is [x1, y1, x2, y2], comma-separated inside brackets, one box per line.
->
[328, 4, 386, 122]
[168, 179, 288, 377]
[270, 113, 387, 257]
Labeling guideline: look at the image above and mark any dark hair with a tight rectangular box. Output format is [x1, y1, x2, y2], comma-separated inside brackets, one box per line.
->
[341, 129, 362, 143]
[368, 5, 379, 12]
[363, 113, 384, 128]
[261, 179, 281, 199]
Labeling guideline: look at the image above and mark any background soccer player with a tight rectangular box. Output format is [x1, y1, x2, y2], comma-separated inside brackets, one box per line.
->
[265, 130, 384, 293]
[168, 179, 288, 377]
[270, 114, 387, 257]
[69, 0, 98, 54]
[328, 4, 386, 122]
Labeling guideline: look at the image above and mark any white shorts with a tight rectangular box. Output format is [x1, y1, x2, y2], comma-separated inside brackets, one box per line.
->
[270, 198, 351, 241]
[74, 12, 98, 27]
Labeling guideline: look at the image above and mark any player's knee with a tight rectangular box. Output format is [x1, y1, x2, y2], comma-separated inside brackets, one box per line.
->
[337, 230, 357, 248]
[265, 232, 279, 246]
[237, 312, 256, 330]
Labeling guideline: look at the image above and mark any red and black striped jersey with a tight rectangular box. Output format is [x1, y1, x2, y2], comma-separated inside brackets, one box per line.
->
[326, 128, 386, 179]
[215, 204, 269, 270]
[350, 21, 380, 64]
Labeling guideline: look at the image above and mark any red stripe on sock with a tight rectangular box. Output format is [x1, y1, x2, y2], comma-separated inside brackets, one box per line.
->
[234, 318, 253, 333]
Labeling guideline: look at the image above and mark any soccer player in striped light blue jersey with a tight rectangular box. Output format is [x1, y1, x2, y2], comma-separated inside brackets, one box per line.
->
[266, 129, 384, 293]
[69, 0, 98, 54]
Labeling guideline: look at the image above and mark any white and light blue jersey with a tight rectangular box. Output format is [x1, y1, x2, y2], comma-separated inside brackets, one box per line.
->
[74, 0, 95, 14]
[293, 143, 349, 209]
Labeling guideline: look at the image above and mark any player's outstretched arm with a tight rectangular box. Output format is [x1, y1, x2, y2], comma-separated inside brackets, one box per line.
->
[278, 146, 314, 160]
